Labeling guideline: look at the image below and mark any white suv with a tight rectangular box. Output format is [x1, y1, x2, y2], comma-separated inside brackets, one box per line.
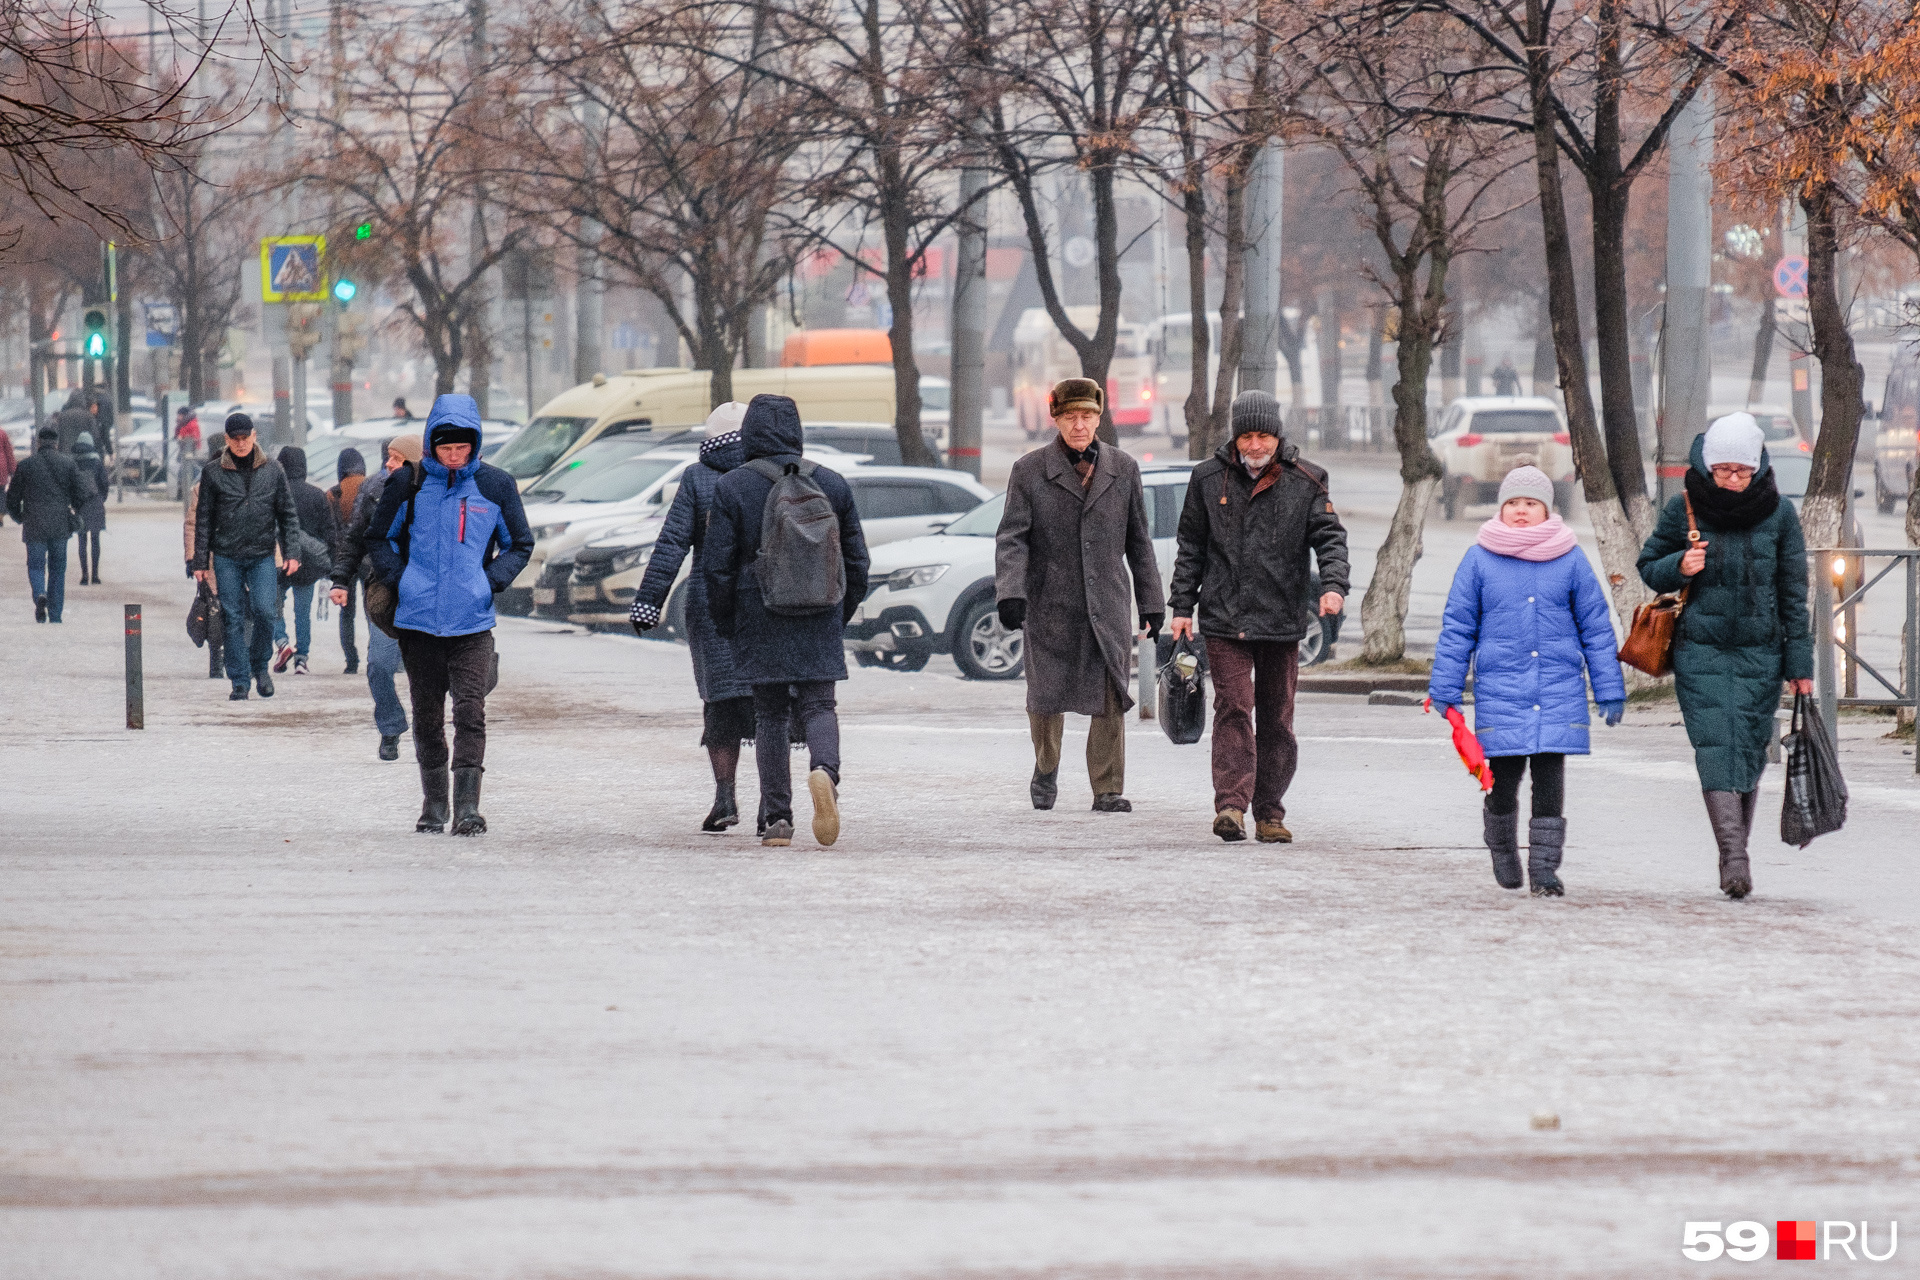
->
[1430, 396, 1574, 520]
[845, 464, 1196, 678]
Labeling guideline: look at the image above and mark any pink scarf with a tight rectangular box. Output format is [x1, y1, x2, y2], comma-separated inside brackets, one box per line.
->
[1477, 513, 1578, 562]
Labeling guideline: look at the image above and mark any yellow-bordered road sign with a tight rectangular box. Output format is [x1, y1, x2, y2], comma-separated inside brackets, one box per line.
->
[262, 235, 328, 303]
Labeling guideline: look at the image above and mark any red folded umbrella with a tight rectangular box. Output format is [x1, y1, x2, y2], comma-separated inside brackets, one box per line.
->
[1424, 698, 1493, 792]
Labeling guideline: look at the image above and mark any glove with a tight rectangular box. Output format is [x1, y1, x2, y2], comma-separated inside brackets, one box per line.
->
[629, 600, 661, 634]
[1140, 611, 1164, 641]
[1600, 699, 1626, 727]
[997, 598, 1026, 631]
[186, 561, 196, 579]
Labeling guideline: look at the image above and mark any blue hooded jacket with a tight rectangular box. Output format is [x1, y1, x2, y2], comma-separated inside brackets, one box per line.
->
[1429, 538, 1626, 758]
[367, 394, 534, 637]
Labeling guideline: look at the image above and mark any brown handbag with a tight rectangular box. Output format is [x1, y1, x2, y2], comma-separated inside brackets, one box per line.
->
[1618, 496, 1698, 677]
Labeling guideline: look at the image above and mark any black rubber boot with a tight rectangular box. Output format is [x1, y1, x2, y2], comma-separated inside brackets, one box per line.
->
[1704, 790, 1751, 898]
[451, 767, 487, 836]
[1527, 817, 1567, 897]
[1484, 806, 1524, 889]
[1030, 768, 1058, 810]
[417, 767, 450, 833]
[703, 779, 739, 832]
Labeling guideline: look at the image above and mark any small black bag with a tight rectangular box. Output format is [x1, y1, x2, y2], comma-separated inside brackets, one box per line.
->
[1156, 636, 1208, 745]
[186, 581, 215, 648]
[1781, 693, 1847, 848]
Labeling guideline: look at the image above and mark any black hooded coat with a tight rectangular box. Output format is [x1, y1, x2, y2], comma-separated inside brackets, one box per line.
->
[636, 431, 749, 702]
[701, 395, 870, 685]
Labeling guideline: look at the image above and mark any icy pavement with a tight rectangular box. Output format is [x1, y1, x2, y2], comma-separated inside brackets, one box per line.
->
[4, 505, 1920, 1278]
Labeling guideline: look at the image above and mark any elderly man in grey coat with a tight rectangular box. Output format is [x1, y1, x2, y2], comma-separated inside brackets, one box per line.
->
[995, 377, 1165, 812]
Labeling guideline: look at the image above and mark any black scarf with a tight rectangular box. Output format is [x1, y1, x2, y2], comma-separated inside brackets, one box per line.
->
[1684, 464, 1780, 531]
[1061, 437, 1099, 469]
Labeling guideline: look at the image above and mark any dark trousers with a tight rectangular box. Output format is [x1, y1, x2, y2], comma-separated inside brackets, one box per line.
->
[396, 628, 494, 771]
[1486, 753, 1565, 818]
[338, 576, 359, 661]
[1207, 636, 1300, 821]
[78, 529, 101, 578]
[753, 681, 839, 822]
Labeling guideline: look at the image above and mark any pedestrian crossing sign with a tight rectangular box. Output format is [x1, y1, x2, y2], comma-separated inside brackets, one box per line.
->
[261, 235, 329, 303]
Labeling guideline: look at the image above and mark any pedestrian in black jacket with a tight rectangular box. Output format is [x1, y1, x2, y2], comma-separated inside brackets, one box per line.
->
[5, 426, 90, 623]
[71, 431, 109, 584]
[191, 414, 302, 700]
[268, 445, 339, 676]
[702, 394, 870, 848]
[1168, 391, 1351, 844]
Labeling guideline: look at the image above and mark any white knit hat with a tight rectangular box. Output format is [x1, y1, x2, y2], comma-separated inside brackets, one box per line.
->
[1702, 412, 1764, 470]
[703, 401, 749, 433]
[1496, 464, 1555, 509]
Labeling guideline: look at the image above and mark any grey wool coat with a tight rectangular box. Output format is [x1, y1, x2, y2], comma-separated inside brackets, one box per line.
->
[995, 437, 1165, 716]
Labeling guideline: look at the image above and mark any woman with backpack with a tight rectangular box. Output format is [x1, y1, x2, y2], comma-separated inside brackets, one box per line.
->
[270, 446, 340, 676]
[628, 403, 754, 833]
[71, 431, 109, 584]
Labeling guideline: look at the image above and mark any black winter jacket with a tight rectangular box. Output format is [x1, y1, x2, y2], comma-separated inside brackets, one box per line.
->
[192, 447, 300, 569]
[1168, 440, 1351, 643]
[5, 448, 90, 543]
[276, 448, 339, 580]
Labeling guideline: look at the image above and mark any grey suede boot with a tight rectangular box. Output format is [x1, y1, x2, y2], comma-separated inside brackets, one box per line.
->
[451, 767, 487, 836]
[1704, 790, 1752, 898]
[1527, 817, 1566, 897]
[416, 766, 450, 833]
[1483, 806, 1523, 889]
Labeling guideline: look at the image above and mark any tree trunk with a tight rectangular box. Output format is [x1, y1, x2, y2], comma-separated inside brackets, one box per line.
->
[1360, 297, 1444, 664]
[1526, 0, 1643, 624]
[1799, 184, 1864, 550]
[1589, 175, 1653, 536]
[1277, 311, 1304, 405]
[1316, 283, 1343, 408]
[1181, 170, 1211, 458]
[1365, 308, 1384, 408]
[883, 238, 935, 466]
[1209, 161, 1249, 455]
[1748, 294, 1776, 405]
[1085, 159, 1123, 445]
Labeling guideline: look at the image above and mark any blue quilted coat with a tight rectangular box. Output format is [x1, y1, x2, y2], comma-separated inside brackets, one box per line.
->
[1429, 543, 1626, 757]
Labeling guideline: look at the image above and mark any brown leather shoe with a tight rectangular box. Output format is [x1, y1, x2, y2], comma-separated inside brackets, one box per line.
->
[1212, 809, 1247, 842]
[1255, 819, 1292, 844]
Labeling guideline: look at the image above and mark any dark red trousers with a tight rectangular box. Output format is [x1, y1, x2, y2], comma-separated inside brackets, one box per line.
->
[1207, 637, 1300, 821]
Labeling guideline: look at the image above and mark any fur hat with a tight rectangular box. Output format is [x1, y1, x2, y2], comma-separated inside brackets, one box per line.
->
[1049, 377, 1104, 418]
[1231, 390, 1283, 439]
[1496, 464, 1556, 509]
[1703, 412, 1764, 470]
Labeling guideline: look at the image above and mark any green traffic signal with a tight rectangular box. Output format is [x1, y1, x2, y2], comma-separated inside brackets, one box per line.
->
[82, 308, 109, 359]
[333, 278, 358, 304]
[354, 222, 372, 241]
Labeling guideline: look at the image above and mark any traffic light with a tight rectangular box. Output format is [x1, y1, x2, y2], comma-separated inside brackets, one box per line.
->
[82, 308, 109, 359]
[332, 277, 358, 305]
[353, 221, 372, 241]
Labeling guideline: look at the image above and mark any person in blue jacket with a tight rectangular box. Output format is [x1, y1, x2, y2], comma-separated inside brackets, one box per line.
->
[702, 394, 869, 849]
[629, 402, 755, 833]
[368, 394, 533, 836]
[1428, 466, 1626, 896]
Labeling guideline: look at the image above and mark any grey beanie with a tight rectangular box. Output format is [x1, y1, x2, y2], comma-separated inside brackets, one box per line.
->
[1496, 464, 1555, 509]
[1230, 390, 1283, 438]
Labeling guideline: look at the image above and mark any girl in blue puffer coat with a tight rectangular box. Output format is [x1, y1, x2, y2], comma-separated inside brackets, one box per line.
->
[1428, 466, 1626, 896]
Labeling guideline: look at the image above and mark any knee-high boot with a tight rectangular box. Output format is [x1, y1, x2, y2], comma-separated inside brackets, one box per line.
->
[1704, 790, 1752, 899]
[1483, 806, 1523, 889]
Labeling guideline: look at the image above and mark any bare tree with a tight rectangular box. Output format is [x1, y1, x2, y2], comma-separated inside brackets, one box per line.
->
[293, 10, 519, 396]
[513, 1, 810, 407]
[1282, 1, 1524, 662]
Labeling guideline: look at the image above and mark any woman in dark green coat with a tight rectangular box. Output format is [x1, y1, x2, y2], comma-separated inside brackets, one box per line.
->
[1638, 414, 1814, 899]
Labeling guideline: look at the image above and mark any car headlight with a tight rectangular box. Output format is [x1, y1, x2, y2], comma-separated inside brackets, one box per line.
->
[610, 545, 652, 573]
[887, 564, 949, 591]
[533, 522, 569, 540]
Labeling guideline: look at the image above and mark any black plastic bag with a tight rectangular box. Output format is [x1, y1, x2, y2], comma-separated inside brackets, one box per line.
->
[1156, 636, 1208, 745]
[186, 582, 214, 648]
[1781, 693, 1847, 848]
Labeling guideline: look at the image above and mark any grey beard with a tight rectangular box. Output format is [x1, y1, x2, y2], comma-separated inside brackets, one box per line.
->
[1242, 455, 1273, 477]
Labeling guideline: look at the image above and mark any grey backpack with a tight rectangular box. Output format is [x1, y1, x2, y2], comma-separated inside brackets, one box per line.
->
[745, 457, 845, 616]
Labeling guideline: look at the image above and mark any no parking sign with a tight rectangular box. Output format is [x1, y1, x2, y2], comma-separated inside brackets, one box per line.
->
[1772, 256, 1808, 298]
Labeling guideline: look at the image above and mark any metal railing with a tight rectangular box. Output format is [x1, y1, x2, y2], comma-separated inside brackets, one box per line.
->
[1812, 547, 1920, 772]
[1287, 405, 1396, 453]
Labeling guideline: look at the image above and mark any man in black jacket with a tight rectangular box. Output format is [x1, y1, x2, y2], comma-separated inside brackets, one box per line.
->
[1168, 391, 1351, 844]
[5, 426, 91, 623]
[191, 414, 302, 700]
